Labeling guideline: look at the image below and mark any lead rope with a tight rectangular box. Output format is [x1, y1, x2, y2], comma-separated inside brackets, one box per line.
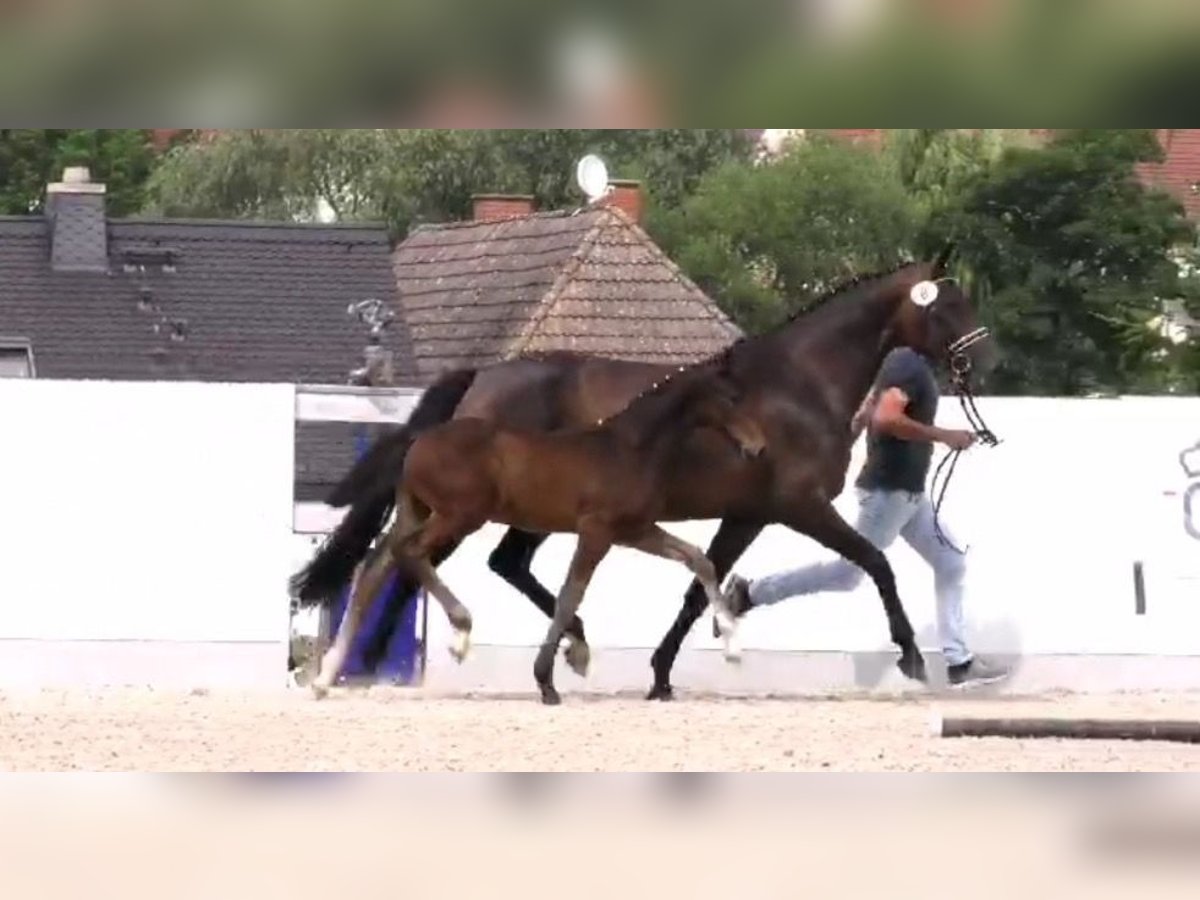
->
[930, 341, 1001, 554]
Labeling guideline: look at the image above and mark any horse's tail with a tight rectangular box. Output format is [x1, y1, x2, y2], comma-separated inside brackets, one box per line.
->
[288, 367, 478, 608]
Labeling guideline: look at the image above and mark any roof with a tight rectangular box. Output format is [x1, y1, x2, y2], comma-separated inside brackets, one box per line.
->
[392, 205, 742, 379]
[1136, 129, 1200, 220]
[0, 215, 419, 497]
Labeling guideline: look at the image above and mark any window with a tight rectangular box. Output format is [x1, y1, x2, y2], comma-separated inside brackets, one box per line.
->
[0, 339, 35, 378]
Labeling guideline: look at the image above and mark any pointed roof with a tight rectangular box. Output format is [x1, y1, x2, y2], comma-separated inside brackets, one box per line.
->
[392, 205, 741, 379]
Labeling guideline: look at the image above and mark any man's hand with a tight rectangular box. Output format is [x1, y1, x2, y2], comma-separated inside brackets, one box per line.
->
[850, 390, 878, 440]
[940, 429, 977, 451]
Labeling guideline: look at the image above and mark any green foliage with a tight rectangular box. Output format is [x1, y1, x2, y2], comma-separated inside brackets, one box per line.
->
[933, 129, 1193, 395]
[883, 129, 1033, 227]
[656, 134, 920, 332]
[0, 129, 156, 216]
[145, 129, 388, 221]
[142, 128, 754, 237]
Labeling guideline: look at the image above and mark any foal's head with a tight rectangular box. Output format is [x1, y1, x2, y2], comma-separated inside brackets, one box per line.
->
[890, 244, 998, 381]
[653, 345, 766, 457]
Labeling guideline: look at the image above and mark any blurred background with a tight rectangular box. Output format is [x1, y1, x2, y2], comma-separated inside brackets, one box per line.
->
[0, 0, 1197, 125]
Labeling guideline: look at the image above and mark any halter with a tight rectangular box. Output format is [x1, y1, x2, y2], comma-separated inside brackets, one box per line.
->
[929, 328, 1001, 554]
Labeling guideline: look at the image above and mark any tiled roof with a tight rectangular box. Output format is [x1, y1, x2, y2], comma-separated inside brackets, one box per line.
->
[0, 215, 418, 495]
[1137, 129, 1200, 220]
[392, 206, 741, 379]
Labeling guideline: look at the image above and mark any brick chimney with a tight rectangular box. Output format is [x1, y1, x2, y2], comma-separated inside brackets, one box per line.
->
[471, 194, 535, 222]
[603, 179, 643, 225]
[46, 166, 108, 273]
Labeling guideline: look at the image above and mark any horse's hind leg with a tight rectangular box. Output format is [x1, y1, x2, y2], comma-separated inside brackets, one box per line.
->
[488, 528, 591, 677]
[534, 528, 610, 706]
[311, 522, 400, 699]
[624, 526, 742, 663]
[401, 511, 478, 663]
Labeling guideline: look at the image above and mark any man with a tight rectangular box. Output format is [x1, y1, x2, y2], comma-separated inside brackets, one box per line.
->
[723, 346, 1010, 688]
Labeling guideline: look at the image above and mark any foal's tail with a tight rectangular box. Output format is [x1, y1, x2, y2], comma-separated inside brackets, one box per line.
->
[288, 367, 478, 607]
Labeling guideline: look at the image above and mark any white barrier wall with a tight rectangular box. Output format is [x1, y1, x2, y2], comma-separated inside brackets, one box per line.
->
[0, 379, 296, 689]
[420, 397, 1200, 694]
[3, 379, 1197, 695]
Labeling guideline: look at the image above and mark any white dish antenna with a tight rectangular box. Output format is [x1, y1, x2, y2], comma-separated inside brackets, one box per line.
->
[575, 154, 610, 204]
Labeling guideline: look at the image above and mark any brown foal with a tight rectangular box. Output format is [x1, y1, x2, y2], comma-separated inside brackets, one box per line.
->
[311, 346, 766, 704]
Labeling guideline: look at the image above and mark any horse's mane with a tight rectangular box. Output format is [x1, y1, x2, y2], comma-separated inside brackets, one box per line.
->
[782, 258, 918, 325]
[596, 338, 747, 427]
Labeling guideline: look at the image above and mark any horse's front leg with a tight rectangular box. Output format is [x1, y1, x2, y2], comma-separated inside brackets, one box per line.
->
[623, 526, 742, 663]
[647, 518, 763, 701]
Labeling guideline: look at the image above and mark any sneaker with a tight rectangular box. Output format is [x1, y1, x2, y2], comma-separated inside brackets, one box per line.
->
[725, 575, 753, 617]
[946, 657, 1010, 689]
[712, 575, 753, 638]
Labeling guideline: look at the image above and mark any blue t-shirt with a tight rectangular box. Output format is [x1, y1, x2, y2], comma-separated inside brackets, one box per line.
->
[854, 347, 940, 493]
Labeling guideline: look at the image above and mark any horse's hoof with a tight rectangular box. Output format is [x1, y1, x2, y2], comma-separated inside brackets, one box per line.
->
[720, 625, 743, 663]
[646, 683, 675, 702]
[311, 683, 329, 700]
[448, 629, 471, 663]
[539, 686, 562, 706]
[563, 639, 591, 678]
[897, 648, 928, 684]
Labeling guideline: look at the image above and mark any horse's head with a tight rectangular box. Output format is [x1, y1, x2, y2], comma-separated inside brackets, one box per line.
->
[892, 243, 998, 383]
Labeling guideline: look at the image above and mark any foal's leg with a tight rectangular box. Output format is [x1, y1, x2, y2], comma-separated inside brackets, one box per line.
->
[647, 518, 763, 701]
[311, 530, 398, 699]
[488, 527, 591, 678]
[623, 527, 741, 663]
[534, 530, 610, 706]
[361, 535, 464, 672]
[402, 514, 477, 663]
[784, 500, 926, 684]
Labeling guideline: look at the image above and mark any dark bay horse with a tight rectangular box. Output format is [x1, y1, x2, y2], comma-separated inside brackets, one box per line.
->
[290, 246, 996, 697]
[307, 346, 766, 703]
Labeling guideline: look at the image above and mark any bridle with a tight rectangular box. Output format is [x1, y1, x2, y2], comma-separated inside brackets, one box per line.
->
[929, 326, 1000, 554]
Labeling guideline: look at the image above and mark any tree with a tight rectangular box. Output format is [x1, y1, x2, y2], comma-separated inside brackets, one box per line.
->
[0, 130, 157, 216]
[657, 134, 921, 332]
[143, 129, 755, 237]
[144, 129, 388, 222]
[934, 130, 1194, 395]
[883, 129, 1036, 227]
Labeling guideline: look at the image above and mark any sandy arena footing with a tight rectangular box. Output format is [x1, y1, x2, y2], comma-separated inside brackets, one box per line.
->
[3, 686, 1200, 771]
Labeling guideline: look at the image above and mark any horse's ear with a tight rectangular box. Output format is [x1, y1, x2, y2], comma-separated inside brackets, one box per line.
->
[931, 241, 956, 277]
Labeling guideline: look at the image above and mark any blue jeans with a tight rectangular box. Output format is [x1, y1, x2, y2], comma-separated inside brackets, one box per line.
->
[749, 489, 971, 666]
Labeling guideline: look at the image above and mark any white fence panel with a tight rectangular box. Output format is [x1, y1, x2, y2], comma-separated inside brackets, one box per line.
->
[0, 379, 296, 689]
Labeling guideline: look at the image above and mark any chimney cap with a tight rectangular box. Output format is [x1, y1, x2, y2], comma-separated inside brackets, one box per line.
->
[48, 166, 106, 196]
[471, 193, 536, 222]
[470, 193, 536, 201]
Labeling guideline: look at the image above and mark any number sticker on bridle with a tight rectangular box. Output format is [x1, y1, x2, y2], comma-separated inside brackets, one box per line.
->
[910, 281, 939, 307]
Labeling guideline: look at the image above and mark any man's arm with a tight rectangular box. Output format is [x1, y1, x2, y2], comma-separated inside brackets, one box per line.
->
[850, 390, 877, 441]
[872, 387, 975, 450]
